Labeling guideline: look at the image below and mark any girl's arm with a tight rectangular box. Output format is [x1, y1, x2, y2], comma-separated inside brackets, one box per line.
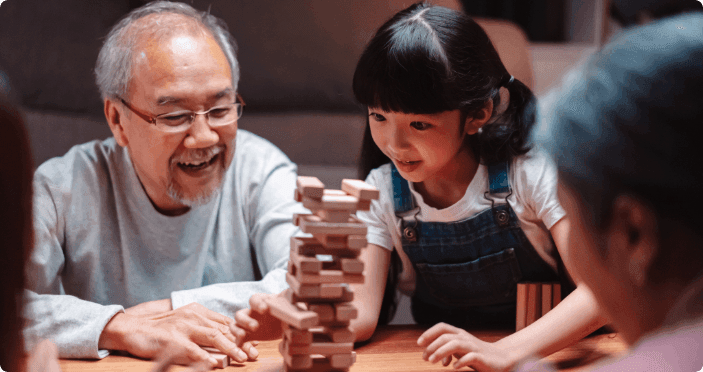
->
[349, 243, 392, 342]
[492, 217, 607, 361]
[419, 217, 608, 371]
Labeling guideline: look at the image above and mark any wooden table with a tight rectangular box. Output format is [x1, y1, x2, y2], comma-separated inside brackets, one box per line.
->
[59, 325, 627, 371]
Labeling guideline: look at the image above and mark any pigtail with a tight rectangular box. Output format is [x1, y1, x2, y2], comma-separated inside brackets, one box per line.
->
[473, 77, 536, 165]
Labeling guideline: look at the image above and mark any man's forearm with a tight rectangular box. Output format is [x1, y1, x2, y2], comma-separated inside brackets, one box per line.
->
[24, 290, 125, 359]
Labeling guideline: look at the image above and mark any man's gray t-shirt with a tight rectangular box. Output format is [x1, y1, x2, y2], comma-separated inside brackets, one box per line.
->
[25, 130, 303, 359]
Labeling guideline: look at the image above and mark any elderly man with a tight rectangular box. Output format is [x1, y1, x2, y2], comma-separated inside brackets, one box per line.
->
[24, 1, 301, 366]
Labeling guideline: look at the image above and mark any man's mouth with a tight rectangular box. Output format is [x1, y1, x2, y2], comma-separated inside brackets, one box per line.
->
[174, 146, 224, 174]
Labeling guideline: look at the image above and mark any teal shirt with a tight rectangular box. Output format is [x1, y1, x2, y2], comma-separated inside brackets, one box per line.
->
[25, 130, 303, 359]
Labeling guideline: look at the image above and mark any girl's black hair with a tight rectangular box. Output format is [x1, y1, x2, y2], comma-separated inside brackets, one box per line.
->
[353, 3, 537, 323]
[355, 2, 536, 179]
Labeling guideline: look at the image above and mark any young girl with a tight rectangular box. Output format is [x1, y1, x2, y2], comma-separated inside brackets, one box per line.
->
[236, 3, 605, 371]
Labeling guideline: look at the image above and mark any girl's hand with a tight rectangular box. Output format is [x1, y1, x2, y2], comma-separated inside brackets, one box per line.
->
[234, 292, 284, 342]
[418, 323, 516, 372]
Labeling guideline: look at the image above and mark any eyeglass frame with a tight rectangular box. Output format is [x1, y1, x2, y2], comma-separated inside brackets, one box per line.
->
[118, 93, 245, 132]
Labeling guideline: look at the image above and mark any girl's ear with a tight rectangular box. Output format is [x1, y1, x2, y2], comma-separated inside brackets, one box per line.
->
[464, 99, 494, 135]
[607, 195, 659, 288]
[104, 99, 129, 147]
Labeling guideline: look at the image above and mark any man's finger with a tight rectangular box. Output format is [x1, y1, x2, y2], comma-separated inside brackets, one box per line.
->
[234, 309, 260, 333]
[249, 293, 271, 313]
[191, 325, 248, 363]
[240, 341, 259, 360]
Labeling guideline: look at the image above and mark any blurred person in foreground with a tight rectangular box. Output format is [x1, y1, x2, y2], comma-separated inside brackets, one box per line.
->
[522, 12, 703, 371]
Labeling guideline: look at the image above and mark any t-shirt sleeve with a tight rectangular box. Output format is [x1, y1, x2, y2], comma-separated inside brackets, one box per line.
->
[516, 150, 566, 229]
[355, 168, 394, 251]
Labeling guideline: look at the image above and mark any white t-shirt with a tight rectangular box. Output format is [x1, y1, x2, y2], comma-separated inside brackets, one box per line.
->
[356, 149, 565, 295]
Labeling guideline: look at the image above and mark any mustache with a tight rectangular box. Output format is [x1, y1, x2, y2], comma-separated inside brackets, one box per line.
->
[171, 145, 224, 165]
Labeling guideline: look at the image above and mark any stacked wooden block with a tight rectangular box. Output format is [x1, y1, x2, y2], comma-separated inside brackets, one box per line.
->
[266, 176, 379, 372]
[515, 282, 561, 331]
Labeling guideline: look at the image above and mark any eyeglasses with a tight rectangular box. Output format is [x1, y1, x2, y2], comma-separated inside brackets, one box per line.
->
[119, 93, 245, 133]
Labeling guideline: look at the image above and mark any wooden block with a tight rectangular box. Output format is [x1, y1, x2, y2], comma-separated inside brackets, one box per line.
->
[322, 326, 355, 343]
[283, 323, 313, 345]
[318, 319, 352, 328]
[516, 283, 527, 331]
[297, 176, 325, 199]
[315, 209, 352, 223]
[285, 286, 354, 304]
[207, 351, 229, 369]
[292, 213, 312, 227]
[279, 340, 313, 369]
[313, 234, 348, 249]
[298, 214, 367, 236]
[340, 258, 364, 274]
[295, 268, 364, 285]
[302, 189, 366, 211]
[342, 179, 380, 200]
[552, 283, 561, 308]
[334, 303, 358, 321]
[265, 295, 319, 329]
[541, 283, 553, 317]
[356, 199, 371, 211]
[309, 304, 335, 322]
[286, 341, 354, 355]
[294, 188, 302, 202]
[290, 250, 323, 273]
[525, 283, 542, 327]
[285, 355, 348, 372]
[347, 235, 368, 249]
[286, 273, 344, 298]
[329, 353, 355, 369]
[291, 236, 361, 258]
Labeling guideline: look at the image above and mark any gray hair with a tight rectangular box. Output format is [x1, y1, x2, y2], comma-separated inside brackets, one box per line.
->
[533, 12, 703, 230]
[95, 1, 239, 101]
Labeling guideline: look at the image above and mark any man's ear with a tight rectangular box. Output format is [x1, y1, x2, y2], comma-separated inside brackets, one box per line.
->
[608, 195, 659, 287]
[464, 99, 494, 135]
[104, 99, 129, 147]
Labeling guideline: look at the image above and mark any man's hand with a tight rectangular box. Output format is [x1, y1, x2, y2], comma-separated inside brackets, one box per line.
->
[125, 299, 173, 317]
[234, 292, 284, 342]
[99, 302, 258, 367]
[25, 339, 61, 372]
[417, 323, 516, 372]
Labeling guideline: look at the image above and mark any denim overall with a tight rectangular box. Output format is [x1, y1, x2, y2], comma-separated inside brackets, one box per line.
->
[392, 162, 560, 328]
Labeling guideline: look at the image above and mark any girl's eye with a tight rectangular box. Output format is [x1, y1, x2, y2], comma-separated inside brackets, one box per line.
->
[410, 121, 431, 130]
[369, 113, 385, 122]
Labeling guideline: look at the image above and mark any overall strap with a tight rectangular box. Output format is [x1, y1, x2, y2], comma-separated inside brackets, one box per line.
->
[390, 163, 415, 214]
[487, 162, 511, 195]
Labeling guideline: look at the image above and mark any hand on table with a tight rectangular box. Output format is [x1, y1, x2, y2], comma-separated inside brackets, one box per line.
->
[234, 292, 284, 342]
[99, 302, 258, 368]
[25, 339, 61, 372]
[418, 323, 515, 372]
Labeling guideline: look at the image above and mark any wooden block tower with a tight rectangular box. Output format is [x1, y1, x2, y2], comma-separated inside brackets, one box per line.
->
[266, 176, 379, 372]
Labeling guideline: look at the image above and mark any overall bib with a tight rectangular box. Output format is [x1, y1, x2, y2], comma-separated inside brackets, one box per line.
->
[392, 162, 560, 328]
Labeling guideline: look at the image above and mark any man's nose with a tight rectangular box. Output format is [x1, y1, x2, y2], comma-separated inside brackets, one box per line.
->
[183, 114, 219, 148]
